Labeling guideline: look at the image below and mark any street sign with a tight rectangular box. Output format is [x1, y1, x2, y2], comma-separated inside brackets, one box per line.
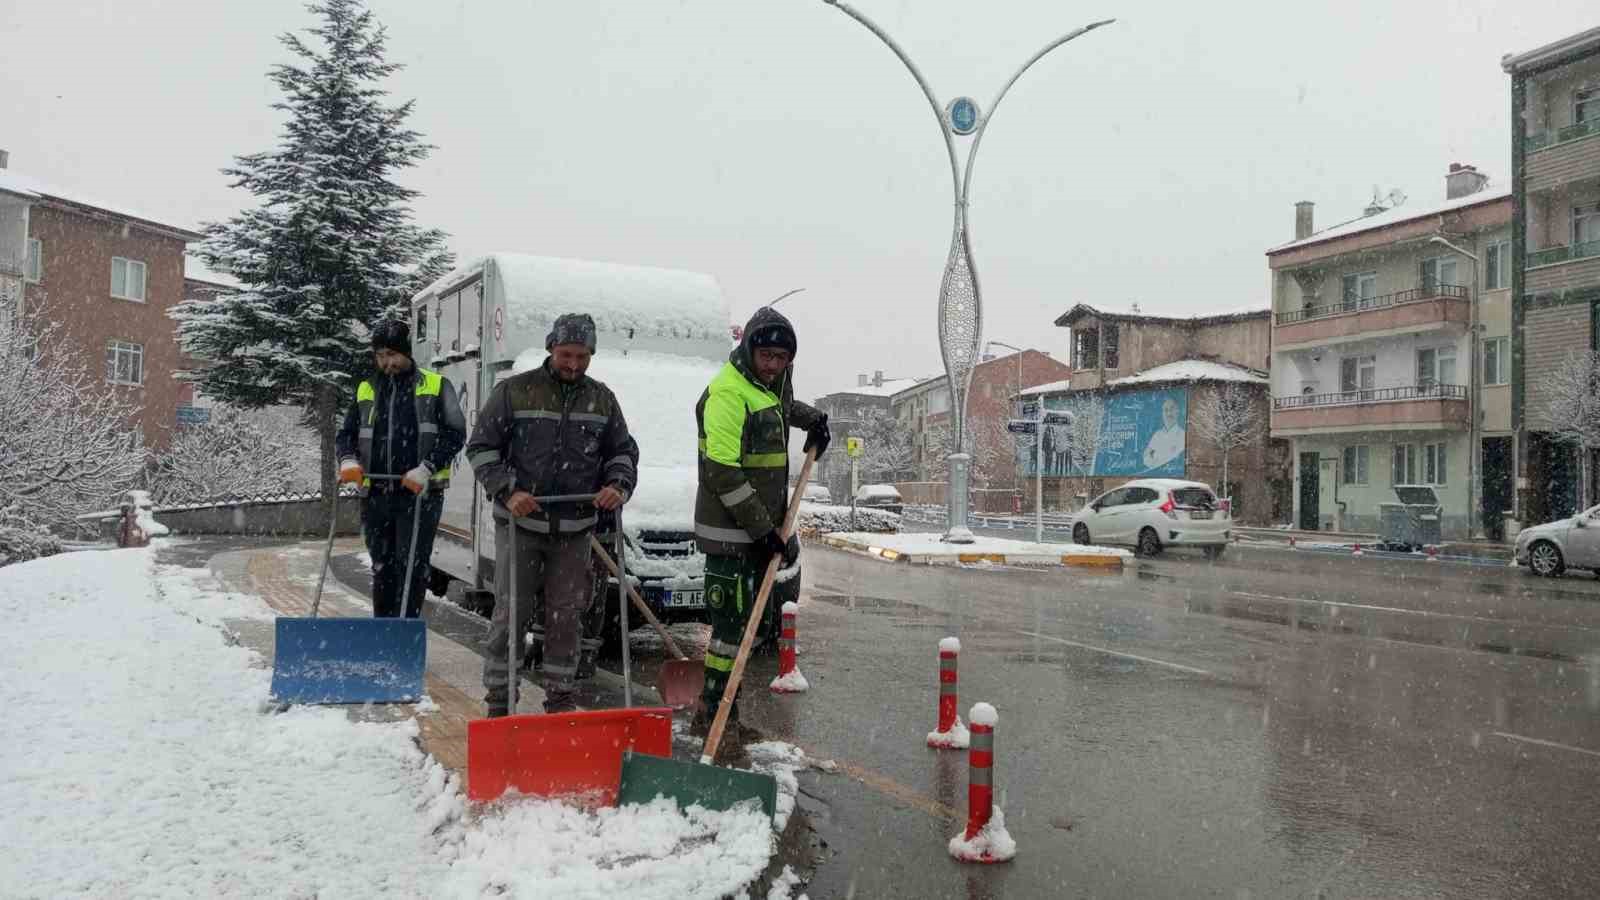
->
[175, 406, 211, 427]
[1040, 410, 1074, 425]
[846, 437, 864, 458]
[1006, 420, 1036, 435]
[946, 96, 980, 135]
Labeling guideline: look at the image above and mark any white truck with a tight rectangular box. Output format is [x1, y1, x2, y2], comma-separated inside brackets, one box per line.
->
[410, 253, 731, 645]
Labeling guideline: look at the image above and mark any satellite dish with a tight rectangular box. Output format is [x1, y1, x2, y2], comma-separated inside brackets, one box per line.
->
[1386, 188, 1407, 208]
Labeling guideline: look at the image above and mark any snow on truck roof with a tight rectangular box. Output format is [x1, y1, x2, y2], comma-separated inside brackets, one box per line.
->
[420, 253, 730, 343]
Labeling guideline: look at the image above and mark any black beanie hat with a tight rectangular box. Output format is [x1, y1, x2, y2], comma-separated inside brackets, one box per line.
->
[371, 319, 412, 358]
[748, 321, 797, 356]
[546, 312, 598, 351]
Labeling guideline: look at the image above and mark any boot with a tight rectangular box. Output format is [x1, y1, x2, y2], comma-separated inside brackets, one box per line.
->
[576, 649, 597, 681]
[484, 694, 509, 719]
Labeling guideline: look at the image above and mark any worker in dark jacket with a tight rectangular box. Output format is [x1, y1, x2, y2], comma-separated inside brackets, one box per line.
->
[466, 313, 640, 716]
[335, 320, 467, 618]
[692, 306, 829, 744]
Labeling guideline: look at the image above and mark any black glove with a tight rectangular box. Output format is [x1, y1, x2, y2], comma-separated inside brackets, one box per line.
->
[803, 414, 831, 459]
[762, 530, 800, 567]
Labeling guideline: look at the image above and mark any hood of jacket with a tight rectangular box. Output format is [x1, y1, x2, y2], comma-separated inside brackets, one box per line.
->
[731, 306, 798, 386]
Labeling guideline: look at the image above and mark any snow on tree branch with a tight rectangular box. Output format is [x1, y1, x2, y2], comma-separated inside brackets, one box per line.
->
[1540, 350, 1600, 450]
[853, 407, 914, 484]
[150, 407, 320, 505]
[1189, 382, 1262, 490]
[0, 310, 146, 537]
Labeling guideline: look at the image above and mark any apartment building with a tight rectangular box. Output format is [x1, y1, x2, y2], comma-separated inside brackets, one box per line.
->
[1266, 166, 1512, 539]
[1505, 27, 1600, 527]
[0, 152, 203, 450]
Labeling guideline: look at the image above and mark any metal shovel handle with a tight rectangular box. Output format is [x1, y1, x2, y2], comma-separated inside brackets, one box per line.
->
[615, 506, 632, 708]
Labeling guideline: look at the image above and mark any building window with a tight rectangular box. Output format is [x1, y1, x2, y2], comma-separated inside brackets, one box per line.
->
[1422, 442, 1448, 485]
[1341, 272, 1377, 309]
[1416, 345, 1457, 392]
[1484, 239, 1511, 290]
[1420, 256, 1459, 295]
[1340, 355, 1375, 399]
[111, 257, 147, 302]
[1575, 203, 1600, 248]
[1577, 88, 1598, 125]
[105, 340, 144, 386]
[415, 307, 428, 340]
[1483, 337, 1510, 386]
[24, 237, 41, 283]
[1342, 445, 1370, 485]
[1393, 443, 1417, 485]
[1102, 324, 1120, 369]
[1074, 327, 1099, 369]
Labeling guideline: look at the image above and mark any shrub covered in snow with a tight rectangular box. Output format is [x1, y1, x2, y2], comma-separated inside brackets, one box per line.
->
[0, 505, 63, 568]
[149, 406, 318, 505]
[796, 502, 899, 537]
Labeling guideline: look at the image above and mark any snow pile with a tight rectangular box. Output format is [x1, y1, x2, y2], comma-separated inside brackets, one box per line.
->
[926, 716, 970, 749]
[442, 796, 773, 899]
[796, 502, 899, 536]
[940, 636, 962, 654]
[0, 549, 785, 899]
[126, 490, 170, 537]
[970, 701, 998, 727]
[1105, 359, 1267, 388]
[0, 551, 453, 896]
[769, 669, 810, 692]
[765, 865, 809, 899]
[745, 741, 826, 834]
[825, 532, 1131, 562]
[947, 805, 1018, 863]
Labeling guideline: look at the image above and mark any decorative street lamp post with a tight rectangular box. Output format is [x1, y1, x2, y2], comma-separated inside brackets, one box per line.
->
[818, 1, 1112, 542]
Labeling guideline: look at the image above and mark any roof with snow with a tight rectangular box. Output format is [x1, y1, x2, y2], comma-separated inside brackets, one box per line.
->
[0, 168, 202, 241]
[1106, 359, 1268, 388]
[1502, 25, 1600, 72]
[1267, 188, 1511, 255]
[1053, 303, 1269, 329]
[1019, 379, 1071, 397]
[184, 256, 242, 290]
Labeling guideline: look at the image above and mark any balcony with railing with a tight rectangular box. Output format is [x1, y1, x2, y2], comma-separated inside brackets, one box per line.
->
[1271, 383, 1469, 435]
[1524, 118, 1600, 194]
[1524, 117, 1599, 153]
[1526, 240, 1600, 294]
[1274, 284, 1469, 348]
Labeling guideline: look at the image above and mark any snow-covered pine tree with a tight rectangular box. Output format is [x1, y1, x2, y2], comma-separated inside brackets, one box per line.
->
[171, 0, 453, 507]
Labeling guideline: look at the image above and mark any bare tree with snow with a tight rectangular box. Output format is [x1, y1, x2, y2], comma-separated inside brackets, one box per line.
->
[0, 310, 146, 542]
[1539, 350, 1600, 496]
[1188, 382, 1262, 494]
[149, 407, 319, 505]
[1056, 393, 1106, 509]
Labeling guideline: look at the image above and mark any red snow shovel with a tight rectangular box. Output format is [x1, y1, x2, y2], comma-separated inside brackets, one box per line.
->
[467, 494, 672, 804]
[589, 536, 703, 709]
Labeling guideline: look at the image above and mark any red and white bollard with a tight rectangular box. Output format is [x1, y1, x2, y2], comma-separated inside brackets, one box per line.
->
[1351, 542, 1364, 557]
[927, 637, 970, 748]
[1289, 536, 1296, 549]
[948, 702, 1016, 863]
[1426, 544, 1440, 563]
[769, 601, 809, 693]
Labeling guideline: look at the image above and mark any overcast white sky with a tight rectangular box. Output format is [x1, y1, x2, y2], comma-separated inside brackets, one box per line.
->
[3, 1, 1596, 398]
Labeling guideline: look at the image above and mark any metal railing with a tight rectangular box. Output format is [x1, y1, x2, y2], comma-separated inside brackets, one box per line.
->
[1525, 117, 1599, 153]
[1276, 284, 1469, 325]
[1528, 239, 1600, 269]
[1274, 383, 1468, 411]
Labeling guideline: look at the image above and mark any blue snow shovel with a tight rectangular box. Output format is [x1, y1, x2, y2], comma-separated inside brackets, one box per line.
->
[270, 474, 427, 704]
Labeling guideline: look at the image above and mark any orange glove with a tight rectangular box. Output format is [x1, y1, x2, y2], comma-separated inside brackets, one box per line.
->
[338, 460, 365, 484]
[401, 465, 430, 495]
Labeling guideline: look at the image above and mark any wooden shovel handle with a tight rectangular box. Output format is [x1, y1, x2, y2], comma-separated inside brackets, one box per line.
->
[589, 535, 688, 661]
[701, 448, 816, 764]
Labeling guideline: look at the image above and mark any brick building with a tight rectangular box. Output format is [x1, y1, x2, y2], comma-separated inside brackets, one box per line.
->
[0, 154, 201, 450]
[889, 349, 1073, 508]
[809, 371, 922, 503]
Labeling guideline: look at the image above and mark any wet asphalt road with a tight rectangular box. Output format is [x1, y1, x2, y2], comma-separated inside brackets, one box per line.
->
[723, 543, 1600, 899]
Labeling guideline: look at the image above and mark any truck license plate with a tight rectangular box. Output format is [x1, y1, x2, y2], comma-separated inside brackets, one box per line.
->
[665, 590, 704, 609]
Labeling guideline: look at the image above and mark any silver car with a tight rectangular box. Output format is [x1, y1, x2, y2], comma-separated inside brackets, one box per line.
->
[1515, 504, 1600, 577]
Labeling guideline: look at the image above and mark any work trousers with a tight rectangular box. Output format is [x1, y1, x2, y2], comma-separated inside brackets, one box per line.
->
[482, 521, 593, 712]
[361, 488, 444, 618]
[700, 551, 766, 722]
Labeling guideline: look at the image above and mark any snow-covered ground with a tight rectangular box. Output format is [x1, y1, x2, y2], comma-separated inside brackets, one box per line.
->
[0, 545, 800, 898]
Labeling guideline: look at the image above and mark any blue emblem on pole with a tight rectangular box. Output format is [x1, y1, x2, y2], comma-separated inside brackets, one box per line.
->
[946, 96, 980, 135]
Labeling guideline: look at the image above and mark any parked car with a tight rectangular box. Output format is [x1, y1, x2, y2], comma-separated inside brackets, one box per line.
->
[1515, 505, 1600, 577]
[1069, 479, 1231, 558]
[855, 483, 904, 515]
[802, 483, 833, 504]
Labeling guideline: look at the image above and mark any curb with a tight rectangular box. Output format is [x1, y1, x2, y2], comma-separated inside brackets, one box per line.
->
[817, 535, 1126, 571]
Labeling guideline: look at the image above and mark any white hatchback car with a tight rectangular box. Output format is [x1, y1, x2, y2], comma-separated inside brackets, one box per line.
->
[1515, 504, 1600, 577]
[1070, 478, 1232, 558]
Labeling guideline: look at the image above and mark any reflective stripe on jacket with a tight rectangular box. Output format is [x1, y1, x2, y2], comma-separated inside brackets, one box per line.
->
[336, 365, 466, 486]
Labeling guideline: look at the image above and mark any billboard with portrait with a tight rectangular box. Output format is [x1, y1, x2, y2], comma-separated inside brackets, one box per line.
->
[1019, 387, 1188, 477]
